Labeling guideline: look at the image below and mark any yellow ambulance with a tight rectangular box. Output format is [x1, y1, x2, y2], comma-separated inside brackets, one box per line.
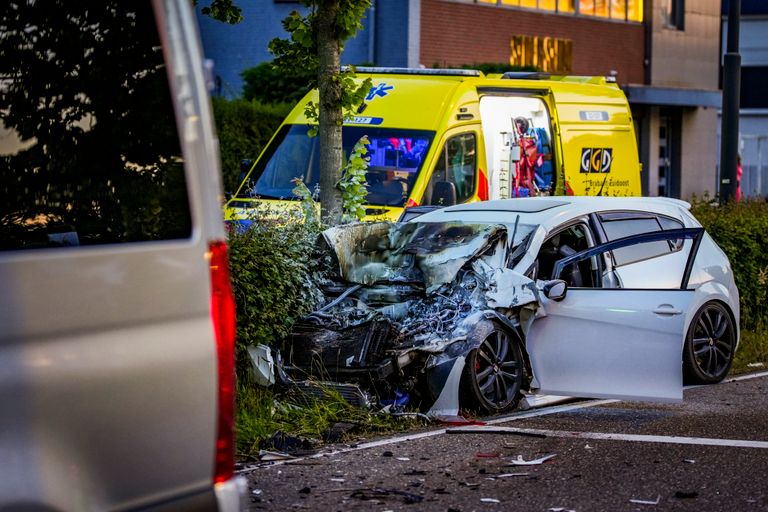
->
[224, 68, 641, 223]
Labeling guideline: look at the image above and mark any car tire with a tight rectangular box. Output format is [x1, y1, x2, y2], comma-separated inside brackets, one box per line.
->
[683, 301, 736, 384]
[460, 320, 525, 414]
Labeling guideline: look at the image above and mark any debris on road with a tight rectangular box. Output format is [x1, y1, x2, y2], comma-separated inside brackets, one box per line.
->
[629, 495, 661, 505]
[507, 454, 557, 465]
[480, 497, 501, 503]
[674, 490, 699, 499]
[258, 450, 295, 461]
[495, 472, 530, 478]
[747, 362, 765, 368]
[548, 508, 576, 512]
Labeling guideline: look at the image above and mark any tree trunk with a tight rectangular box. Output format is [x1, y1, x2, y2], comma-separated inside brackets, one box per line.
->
[316, 0, 344, 225]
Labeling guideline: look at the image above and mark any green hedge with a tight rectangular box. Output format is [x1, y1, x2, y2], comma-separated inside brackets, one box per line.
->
[211, 97, 292, 193]
[227, 214, 323, 380]
[691, 199, 768, 331]
[241, 62, 314, 105]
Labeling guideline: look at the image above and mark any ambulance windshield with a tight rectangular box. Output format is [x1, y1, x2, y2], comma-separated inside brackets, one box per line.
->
[236, 124, 435, 207]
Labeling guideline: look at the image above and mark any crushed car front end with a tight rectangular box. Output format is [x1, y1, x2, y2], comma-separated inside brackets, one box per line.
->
[277, 220, 541, 416]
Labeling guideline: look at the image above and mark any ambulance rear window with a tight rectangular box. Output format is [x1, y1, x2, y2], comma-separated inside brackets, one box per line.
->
[238, 125, 435, 207]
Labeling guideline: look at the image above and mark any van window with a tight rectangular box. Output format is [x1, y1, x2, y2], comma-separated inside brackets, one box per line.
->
[238, 125, 434, 207]
[0, 1, 191, 251]
[426, 133, 477, 205]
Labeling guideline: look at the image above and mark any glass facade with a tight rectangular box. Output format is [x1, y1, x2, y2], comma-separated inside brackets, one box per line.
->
[476, 0, 643, 22]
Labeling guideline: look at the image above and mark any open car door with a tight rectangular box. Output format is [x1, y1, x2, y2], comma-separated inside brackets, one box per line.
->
[526, 228, 704, 402]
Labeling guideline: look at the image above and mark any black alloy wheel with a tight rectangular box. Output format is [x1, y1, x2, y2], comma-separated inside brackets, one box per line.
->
[461, 322, 525, 414]
[683, 301, 736, 384]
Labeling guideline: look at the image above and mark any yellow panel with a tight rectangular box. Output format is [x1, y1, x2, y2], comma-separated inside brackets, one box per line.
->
[500, 0, 520, 6]
[519, 0, 537, 7]
[539, 0, 556, 10]
[579, 0, 594, 15]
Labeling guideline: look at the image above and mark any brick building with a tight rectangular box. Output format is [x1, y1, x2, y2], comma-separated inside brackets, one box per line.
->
[197, 0, 723, 198]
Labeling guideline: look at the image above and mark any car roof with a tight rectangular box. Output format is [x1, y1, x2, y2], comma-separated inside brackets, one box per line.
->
[416, 196, 692, 231]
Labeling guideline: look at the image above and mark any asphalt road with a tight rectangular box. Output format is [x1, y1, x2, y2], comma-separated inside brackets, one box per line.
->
[242, 372, 768, 511]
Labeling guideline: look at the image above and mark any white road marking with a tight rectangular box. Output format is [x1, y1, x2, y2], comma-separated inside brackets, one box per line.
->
[447, 425, 768, 449]
[726, 370, 768, 382]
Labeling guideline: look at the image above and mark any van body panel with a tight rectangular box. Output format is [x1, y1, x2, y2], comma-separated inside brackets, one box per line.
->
[0, 0, 241, 510]
[224, 71, 642, 223]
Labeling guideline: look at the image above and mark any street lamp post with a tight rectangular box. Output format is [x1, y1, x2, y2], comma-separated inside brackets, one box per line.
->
[719, 0, 741, 204]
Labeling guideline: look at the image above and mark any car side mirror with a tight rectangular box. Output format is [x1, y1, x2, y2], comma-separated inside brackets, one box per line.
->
[542, 279, 568, 302]
[431, 181, 457, 206]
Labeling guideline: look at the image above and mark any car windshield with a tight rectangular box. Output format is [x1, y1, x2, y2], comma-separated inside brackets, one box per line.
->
[236, 124, 435, 207]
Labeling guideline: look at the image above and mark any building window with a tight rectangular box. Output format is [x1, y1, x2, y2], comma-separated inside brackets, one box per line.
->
[661, 0, 685, 30]
[473, 0, 642, 22]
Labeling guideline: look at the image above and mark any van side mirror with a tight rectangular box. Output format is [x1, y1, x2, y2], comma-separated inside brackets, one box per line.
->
[542, 279, 568, 302]
[431, 181, 457, 206]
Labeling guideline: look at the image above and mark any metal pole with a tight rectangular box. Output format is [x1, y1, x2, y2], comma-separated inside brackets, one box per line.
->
[719, 0, 741, 203]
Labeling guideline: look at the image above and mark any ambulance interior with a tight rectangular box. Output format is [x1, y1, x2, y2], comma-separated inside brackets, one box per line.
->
[479, 96, 555, 198]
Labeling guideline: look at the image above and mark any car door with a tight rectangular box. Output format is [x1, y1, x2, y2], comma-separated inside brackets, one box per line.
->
[526, 228, 704, 402]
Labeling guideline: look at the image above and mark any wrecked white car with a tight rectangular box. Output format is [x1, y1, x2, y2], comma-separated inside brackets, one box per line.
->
[277, 197, 740, 418]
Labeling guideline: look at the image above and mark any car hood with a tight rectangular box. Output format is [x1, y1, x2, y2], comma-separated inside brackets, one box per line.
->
[321, 221, 538, 313]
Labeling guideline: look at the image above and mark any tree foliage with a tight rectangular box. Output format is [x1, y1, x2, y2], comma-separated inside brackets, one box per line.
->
[196, 0, 243, 24]
[338, 136, 370, 222]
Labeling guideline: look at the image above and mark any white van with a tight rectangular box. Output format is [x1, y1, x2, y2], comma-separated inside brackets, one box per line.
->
[0, 1, 244, 510]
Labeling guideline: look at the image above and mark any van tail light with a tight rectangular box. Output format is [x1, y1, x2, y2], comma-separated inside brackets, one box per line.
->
[208, 240, 237, 484]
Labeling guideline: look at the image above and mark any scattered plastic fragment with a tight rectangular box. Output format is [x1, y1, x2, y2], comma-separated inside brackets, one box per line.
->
[747, 362, 765, 368]
[396, 457, 411, 461]
[248, 344, 275, 386]
[436, 416, 487, 426]
[629, 495, 661, 505]
[329, 478, 346, 483]
[251, 489, 263, 496]
[674, 490, 698, 499]
[507, 454, 557, 465]
[683, 459, 696, 464]
[584, 444, 593, 449]
[481, 498, 500, 503]
[497, 473, 530, 478]
[380, 389, 410, 409]
[258, 450, 295, 461]
[548, 508, 575, 512]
